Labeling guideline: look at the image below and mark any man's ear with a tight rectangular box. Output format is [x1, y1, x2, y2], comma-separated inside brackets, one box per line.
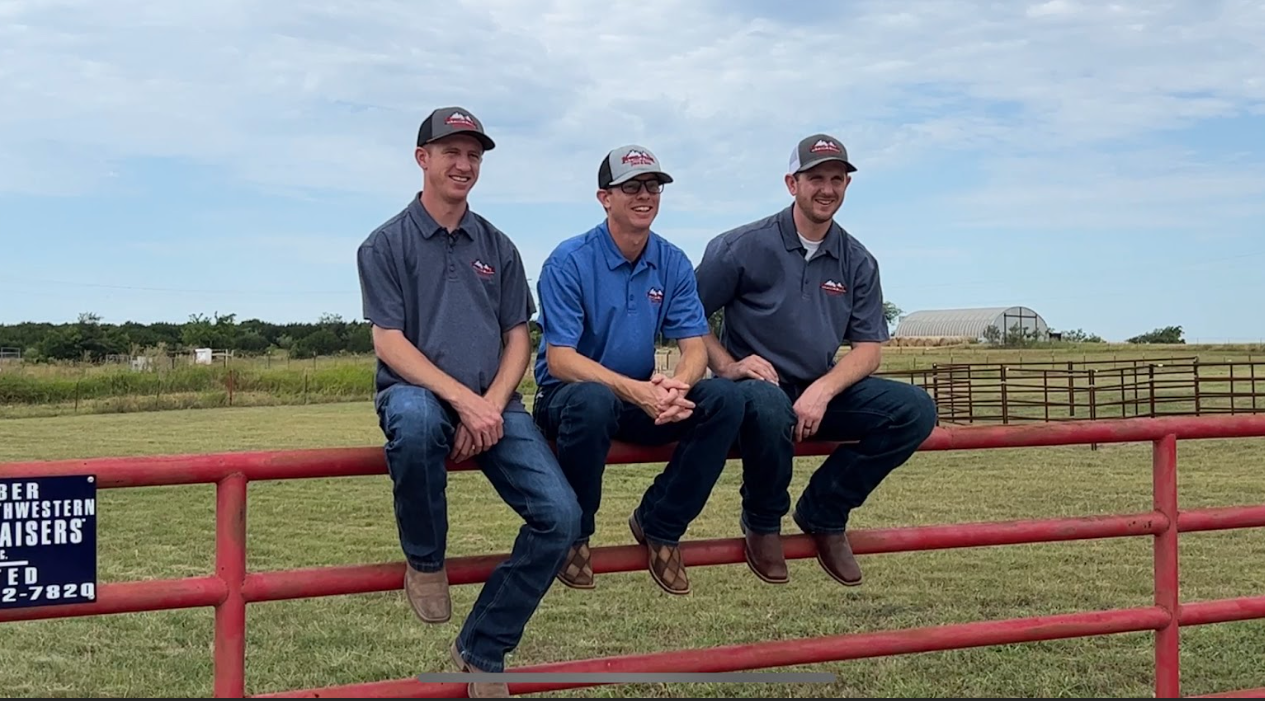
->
[596, 188, 611, 210]
[784, 173, 797, 196]
[415, 146, 429, 170]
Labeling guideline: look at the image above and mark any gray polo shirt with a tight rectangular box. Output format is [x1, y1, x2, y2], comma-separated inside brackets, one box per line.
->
[357, 194, 536, 413]
[694, 205, 889, 388]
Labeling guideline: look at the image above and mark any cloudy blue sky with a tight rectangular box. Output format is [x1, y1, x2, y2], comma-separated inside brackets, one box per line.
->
[1, 0, 1262, 342]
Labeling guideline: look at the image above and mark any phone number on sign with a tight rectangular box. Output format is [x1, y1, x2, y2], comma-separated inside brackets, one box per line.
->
[2, 583, 96, 603]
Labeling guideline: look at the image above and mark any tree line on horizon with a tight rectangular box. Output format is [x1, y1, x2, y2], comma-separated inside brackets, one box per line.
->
[0, 312, 378, 362]
[2, 303, 1168, 364]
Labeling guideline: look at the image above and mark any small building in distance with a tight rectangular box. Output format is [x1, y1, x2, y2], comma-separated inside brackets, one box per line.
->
[893, 306, 1049, 344]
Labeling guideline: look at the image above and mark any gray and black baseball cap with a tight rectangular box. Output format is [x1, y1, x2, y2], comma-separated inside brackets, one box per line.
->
[598, 145, 674, 188]
[417, 106, 495, 151]
[788, 133, 856, 175]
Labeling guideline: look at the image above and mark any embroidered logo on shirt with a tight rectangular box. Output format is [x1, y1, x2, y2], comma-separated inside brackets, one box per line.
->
[820, 280, 846, 296]
[647, 287, 665, 304]
[471, 260, 495, 279]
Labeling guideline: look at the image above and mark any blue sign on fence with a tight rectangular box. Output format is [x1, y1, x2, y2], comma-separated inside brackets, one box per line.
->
[0, 475, 97, 609]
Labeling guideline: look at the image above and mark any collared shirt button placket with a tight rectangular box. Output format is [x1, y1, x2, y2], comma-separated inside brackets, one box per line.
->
[446, 232, 457, 279]
[800, 250, 811, 298]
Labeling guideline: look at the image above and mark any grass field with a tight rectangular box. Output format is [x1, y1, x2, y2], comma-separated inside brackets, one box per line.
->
[1, 402, 1263, 697]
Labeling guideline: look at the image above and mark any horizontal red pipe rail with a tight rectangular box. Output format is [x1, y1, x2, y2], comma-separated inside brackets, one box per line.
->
[1178, 594, 1265, 627]
[242, 511, 1164, 603]
[920, 414, 1265, 450]
[253, 606, 1171, 698]
[0, 576, 226, 623]
[6, 414, 1265, 488]
[1178, 505, 1265, 532]
[0, 446, 387, 487]
[1188, 688, 1265, 698]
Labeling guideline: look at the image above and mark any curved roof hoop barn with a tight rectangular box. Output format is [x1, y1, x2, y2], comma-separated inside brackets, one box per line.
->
[893, 306, 1048, 342]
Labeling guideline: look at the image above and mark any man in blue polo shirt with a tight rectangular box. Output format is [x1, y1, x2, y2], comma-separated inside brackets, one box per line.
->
[694, 133, 938, 588]
[532, 145, 743, 596]
[357, 106, 580, 696]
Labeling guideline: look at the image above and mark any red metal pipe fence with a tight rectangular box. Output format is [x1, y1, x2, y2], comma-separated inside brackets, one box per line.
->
[3, 415, 1265, 698]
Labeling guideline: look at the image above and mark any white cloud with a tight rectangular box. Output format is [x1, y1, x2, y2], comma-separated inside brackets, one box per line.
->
[0, 0, 1262, 232]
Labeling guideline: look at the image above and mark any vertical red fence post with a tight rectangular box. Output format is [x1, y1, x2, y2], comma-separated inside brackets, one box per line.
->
[1154, 434, 1180, 698]
[215, 473, 248, 698]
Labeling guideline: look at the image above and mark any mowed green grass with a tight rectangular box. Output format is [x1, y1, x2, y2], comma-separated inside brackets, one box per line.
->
[0, 403, 1263, 698]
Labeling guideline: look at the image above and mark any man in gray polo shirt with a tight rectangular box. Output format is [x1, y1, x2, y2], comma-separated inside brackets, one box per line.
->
[694, 133, 938, 588]
[356, 106, 580, 696]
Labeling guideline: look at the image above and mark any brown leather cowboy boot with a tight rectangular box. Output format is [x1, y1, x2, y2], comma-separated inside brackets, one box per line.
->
[740, 518, 789, 584]
[556, 541, 595, 589]
[793, 510, 862, 586]
[450, 641, 509, 698]
[404, 564, 451, 623]
[629, 510, 690, 595]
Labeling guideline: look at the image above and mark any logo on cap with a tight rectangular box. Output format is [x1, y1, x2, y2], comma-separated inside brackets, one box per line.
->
[810, 139, 842, 154]
[445, 112, 478, 130]
[622, 149, 656, 166]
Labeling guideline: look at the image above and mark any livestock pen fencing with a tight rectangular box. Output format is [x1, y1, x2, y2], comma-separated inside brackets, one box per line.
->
[2, 415, 1265, 697]
[882, 357, 1265, 426]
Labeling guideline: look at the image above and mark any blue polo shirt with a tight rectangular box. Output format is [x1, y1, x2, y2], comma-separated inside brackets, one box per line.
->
[533, 221, 711, 391]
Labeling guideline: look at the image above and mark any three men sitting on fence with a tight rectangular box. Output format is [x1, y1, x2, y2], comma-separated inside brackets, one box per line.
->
[356, 107, 936, 693]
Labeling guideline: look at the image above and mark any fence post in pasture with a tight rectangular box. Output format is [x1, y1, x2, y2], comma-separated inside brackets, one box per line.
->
[1194, 361, 1203, 416]
[1132, 366, 1141, 418]
[1000, 366, 1009, 424]
[1043, 369, 1050, 422]
[1067, 361, 1075, 417]
[967, 365, 976, 423]
[214, 473, 247, 698]
[1252, 361, 1258, 413]
[1153, 434, 1180, 698]
[1090, 369, 1098, 450]
[1149, 365, 1157, 418]
[931, 365, 941, 411]
[1230, 363, 1236, 415]
[1120, 367, 1127, 419]
[74, 379, 81, 414]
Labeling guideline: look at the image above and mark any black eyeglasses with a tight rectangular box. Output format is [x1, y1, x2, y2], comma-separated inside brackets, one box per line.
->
[614, 179, 665, 195]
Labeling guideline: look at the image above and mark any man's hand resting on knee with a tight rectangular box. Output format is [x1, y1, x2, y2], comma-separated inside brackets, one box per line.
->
[450, 391, 504, 462]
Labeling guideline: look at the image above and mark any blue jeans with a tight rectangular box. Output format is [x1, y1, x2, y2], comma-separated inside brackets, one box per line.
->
[735, 376, 938, 534]
[532, 378, 744, 545]
[374, 384, 581, 673]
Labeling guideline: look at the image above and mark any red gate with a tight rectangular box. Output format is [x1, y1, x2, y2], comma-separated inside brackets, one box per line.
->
[3, 414, 1265, 698]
